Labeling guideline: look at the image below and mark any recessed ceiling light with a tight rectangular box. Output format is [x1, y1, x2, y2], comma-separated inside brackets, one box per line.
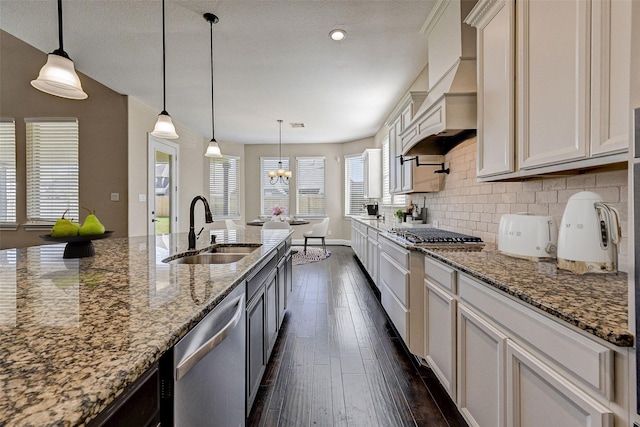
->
[329, 29, 346, 41]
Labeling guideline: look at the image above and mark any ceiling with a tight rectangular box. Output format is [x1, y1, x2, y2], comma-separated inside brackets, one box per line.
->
[0, 0, 435, 145]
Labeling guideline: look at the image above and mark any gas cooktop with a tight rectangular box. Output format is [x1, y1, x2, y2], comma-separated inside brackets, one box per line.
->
[387, 228, 484, 250]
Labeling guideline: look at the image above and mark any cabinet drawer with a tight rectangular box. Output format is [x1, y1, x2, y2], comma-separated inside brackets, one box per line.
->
[380, 252, 409, 306]
[459, 274, 613, 400]
[379, 237, 409, 267]
[424, 257, 457, 294]
[381, 282, 408, 344]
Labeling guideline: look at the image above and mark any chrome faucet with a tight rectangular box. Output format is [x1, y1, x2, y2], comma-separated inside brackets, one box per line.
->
[188, 196, 213, 250]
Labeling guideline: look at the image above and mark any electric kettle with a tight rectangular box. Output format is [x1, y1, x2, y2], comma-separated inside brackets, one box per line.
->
[557, 191, 621, 274]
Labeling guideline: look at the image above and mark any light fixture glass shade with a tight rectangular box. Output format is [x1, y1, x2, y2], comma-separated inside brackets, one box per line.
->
[151, 112, 179, 139]
[268, 170, 277, 178]
[31, 53, 88, 100]
[284, 170, 292, 179]
[204, 140, 222, 157]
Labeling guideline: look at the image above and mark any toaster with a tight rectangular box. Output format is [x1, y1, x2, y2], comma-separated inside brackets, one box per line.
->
[498, 214, 558, 261]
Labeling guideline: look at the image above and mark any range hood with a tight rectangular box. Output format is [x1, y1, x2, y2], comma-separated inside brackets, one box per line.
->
[401, 0, 477, 157]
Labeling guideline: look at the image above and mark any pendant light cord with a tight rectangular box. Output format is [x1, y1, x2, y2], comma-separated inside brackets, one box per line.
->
[161, 0, 167, 112]
[210, 18, 215, 141]
[57, 0, 64, 52]
[279, 120, 282, 161]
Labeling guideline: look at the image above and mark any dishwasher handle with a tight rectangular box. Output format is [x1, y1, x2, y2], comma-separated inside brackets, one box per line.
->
[175, 294, 245, 381]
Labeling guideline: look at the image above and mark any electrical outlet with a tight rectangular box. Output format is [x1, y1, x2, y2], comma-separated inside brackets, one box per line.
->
[433, 219, 439, 228]
[138, 194, 146, 202]
[110, 192, 119, 202]
[327, 230, 332, 236]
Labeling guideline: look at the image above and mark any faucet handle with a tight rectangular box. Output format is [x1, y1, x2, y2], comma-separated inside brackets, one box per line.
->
[196, 227, 204, 240]
[210, 234, 217, 244]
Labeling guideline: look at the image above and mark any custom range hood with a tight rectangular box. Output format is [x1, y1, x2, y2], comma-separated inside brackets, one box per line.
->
[402, 0, 477, 156]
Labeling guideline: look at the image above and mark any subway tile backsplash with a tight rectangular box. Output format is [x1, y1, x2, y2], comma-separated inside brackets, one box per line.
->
[380, 137, 629, 272]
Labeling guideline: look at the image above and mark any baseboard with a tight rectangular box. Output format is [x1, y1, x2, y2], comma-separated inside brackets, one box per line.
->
[291, 238, 351, 247]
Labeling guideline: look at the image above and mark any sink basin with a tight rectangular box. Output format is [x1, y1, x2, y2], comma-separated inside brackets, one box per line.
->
[166, 253, 248, 265]
[163, 244, 261, 265]
[209, 244, 261, 254]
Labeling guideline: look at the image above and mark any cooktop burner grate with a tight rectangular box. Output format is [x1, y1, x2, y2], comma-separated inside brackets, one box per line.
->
[387, 228, 484, 249]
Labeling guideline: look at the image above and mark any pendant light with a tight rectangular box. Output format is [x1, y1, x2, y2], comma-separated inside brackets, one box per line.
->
[151, 0, 179, 139]
[268, 120, 292, 185]
[31, 0, 88, 100]
[204, 13, 222, 157]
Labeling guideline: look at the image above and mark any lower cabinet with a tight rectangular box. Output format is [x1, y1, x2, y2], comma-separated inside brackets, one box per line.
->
[265, 269, 279, 357]
[246, 283, 267, 411]
[506, 341, 612, 427]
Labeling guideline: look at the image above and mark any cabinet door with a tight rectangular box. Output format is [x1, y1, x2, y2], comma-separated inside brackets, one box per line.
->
[474, 0, 516, 177]
[425, 280, 456, 398]
[506, 341, 613, 427]
[590, 0, 631, 156]
[277, 259, 286, 325]
[458, 304, 507, 427]
[265, 271, 278, 355]
[247, 290, 266, 410]
[401, 157, 414, 193]
[517, 0, 590, 169]
[390, 117, 403, 194]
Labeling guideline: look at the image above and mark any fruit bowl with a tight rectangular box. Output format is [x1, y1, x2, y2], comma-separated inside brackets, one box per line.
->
[40, 231, 114, 258]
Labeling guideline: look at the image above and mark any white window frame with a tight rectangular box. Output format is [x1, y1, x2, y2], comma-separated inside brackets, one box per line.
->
[209, 155, 240, 219]
[344, 154, 366, 217]
[25, 118, 79, 228]
[260, 157, 290, 217]
[0, 119, 17, 229]
[296, 156, 325, 218]
[382, 138, 406, 206]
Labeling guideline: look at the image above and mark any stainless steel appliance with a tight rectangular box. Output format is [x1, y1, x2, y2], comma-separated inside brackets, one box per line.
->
[160, 283, 246, 426]
[366, 203, 379, 216]
[557, 191, 622, 274]
[498, 213, 558, 261]
[386, 228, 484, 251]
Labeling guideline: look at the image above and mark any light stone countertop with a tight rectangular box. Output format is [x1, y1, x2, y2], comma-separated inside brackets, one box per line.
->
[0, 227, 291, 426]
[352, 217, 632, 347]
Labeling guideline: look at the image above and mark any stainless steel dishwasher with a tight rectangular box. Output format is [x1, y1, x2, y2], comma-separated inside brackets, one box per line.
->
[160, 282, 246, 426]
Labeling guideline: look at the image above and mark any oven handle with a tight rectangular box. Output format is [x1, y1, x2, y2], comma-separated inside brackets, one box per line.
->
[175, 294, 245, 381]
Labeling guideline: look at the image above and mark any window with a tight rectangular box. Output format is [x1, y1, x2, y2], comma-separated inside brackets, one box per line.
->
[344, 154, 365, 216]
[209, 155, 240, 218]
[260, 157, 290, 216]
[296, 157, 325, 218]
[382, 138, 406, 206]
[0, 120, 16, 224]
[26, 119, 79, 223]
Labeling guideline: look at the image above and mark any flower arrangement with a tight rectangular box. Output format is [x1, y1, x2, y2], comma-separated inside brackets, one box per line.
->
[272, 206, 287, 216]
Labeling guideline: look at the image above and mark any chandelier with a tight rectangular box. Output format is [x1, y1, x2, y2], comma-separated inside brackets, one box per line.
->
[268, 120, 292, 185]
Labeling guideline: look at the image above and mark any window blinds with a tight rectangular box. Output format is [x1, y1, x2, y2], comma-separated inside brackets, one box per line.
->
[0, 120, 16, 223]
[209, 155, 240, 218]
[344, 155, 365, 216]
[296, 157, 325, 217]
[26, 119, 79, 222]
[260, 157, 290, 216]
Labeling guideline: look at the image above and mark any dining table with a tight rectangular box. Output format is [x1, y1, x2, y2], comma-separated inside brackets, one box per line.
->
[246, 219, 310, 226]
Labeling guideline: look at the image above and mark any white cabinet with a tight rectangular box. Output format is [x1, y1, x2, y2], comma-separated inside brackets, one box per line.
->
[425, 280, 457, 397]
[516, 0, 590, 169]
[366, 227, 379, 287]
[466, 0, 515, 178]
[362, 149, 382, 199]
[467, 0, 630, 180]
[457, 303, 507, 427]
[506, 341, 613, 427]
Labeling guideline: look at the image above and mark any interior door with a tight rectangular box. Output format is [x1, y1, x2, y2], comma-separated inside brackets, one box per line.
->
[148, 136, 178, 236]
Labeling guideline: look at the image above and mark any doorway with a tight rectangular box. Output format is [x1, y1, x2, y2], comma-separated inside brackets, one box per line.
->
[148, 136, 179, 236]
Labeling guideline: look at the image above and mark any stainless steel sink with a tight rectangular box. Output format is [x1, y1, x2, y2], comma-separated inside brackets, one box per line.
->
[209, 245, 261, 254]
[167, 253, 248, 265]
[163, 244, 261, 264]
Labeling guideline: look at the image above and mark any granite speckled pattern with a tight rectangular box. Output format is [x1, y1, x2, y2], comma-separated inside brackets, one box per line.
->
[353, 217, 631, 347]
[0, 228, 291, 426]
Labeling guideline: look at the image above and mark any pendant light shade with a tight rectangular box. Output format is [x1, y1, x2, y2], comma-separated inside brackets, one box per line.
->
[268, 120, 291, 185]
[151, 0, 179, 139]
[31, 0, 87, 100]
[203, 13, 222, 158]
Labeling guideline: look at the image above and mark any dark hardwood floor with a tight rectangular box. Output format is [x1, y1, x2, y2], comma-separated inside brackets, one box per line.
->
[248, 246, 468, 427]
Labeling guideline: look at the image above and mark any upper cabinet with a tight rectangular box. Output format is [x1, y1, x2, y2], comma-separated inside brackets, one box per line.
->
[362, 148, 382, 199]
[467, 0, 631, 180]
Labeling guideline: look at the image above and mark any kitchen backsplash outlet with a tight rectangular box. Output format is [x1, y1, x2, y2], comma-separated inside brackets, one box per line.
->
[382, 137, 629, 273]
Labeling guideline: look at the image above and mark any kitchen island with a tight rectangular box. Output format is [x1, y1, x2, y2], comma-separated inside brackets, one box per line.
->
[0, 227, 292, 426]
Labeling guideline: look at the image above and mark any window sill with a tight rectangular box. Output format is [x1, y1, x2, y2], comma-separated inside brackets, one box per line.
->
[0, 223, 19, 231]
[22, 222, 55, 231]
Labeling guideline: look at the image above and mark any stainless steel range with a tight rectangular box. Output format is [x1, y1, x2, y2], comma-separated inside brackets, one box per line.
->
[387, 228, 484, 251]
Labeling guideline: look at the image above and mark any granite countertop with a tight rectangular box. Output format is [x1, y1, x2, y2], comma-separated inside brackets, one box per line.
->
[0, 227, 291, 426]
[352, 217, 632, 348]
